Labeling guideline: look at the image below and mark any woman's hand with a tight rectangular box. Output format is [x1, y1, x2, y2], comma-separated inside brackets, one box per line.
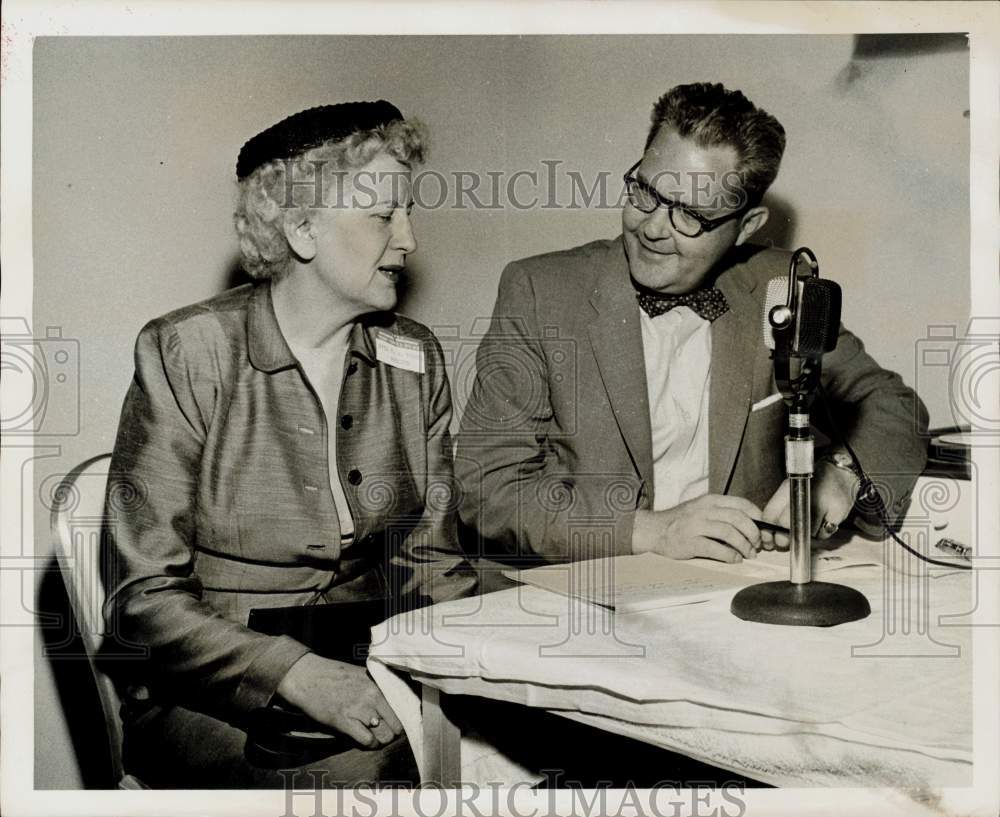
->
[275, 653, 404, 748]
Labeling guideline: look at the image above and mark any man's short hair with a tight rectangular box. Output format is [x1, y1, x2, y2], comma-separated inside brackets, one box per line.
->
[646, 83, 786, 208]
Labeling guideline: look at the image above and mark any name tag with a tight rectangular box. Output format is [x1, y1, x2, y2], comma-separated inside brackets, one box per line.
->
[375, 332, 425, 374]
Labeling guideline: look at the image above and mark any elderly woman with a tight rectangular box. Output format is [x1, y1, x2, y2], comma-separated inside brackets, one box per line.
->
[102, 101, 476, 788]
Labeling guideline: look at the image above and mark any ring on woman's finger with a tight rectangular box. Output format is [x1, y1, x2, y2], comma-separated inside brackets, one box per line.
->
[367, 715, 381, 728]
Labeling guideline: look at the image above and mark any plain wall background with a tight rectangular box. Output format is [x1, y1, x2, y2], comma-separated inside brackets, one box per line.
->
[31, 35, 969, 787]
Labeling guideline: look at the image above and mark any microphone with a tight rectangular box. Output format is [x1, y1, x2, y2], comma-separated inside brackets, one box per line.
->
[732, 247, 870, 627]
[762, 276, 842, 357]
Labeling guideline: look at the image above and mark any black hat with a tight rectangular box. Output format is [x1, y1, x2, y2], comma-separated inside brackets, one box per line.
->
[236, 100, 403, 180]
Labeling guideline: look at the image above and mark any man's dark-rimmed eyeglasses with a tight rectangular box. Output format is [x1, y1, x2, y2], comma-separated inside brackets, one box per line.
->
[623, 159, 748, 238]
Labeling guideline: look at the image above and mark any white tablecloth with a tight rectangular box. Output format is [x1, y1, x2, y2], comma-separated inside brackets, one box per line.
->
[369, 548, 973, 789]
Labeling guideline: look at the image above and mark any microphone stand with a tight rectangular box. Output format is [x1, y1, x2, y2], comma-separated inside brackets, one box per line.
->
[786, 389, 814, 588]
[730, 250, 870, 627]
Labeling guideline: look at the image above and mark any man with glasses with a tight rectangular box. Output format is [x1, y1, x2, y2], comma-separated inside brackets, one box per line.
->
[456, 83, 927, 566]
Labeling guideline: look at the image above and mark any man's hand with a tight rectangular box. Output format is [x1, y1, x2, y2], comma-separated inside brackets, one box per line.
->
[275, 653, 404, 748]
[632, 494, 763, 562]
[760, 462, 859, 549]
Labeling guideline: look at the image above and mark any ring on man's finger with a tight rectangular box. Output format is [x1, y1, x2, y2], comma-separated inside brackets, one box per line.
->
[367, 715, 381, 728]
[821, 520, 838, 535]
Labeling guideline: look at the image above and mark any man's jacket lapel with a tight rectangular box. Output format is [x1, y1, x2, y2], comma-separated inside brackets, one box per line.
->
[587, 248, 655, 496]
[710, 253, 766, 494]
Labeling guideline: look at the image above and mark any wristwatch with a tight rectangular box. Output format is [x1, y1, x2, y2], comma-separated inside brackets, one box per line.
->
[818, 450, 864, 501]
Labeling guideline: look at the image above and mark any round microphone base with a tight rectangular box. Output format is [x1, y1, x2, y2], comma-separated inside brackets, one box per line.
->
[730, 580, 870, 627]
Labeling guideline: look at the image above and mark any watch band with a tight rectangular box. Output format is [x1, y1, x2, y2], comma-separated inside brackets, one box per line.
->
[819, 450, 864, 500]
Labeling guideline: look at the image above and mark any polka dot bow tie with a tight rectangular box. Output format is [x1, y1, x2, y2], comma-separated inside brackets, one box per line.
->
[635, 286, 729, 322]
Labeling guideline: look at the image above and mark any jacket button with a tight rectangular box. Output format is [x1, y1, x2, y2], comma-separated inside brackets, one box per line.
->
[341, 414, 353, 430]
[348, 469, 363, 486]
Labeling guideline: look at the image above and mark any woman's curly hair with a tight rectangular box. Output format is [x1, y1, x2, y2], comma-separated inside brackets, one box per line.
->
[233, 118, 427, 280]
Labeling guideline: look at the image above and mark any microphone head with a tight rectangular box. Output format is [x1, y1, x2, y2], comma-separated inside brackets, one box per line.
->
[797, 278, 842, 355]
[762, 277, 790, 351]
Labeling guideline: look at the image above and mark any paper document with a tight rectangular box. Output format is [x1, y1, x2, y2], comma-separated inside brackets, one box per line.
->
[503, 541, 883, 614]
[690, 538, 882, 581]
[503, 553, 756, 613]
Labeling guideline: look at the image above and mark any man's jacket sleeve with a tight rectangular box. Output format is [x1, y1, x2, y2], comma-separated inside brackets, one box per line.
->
[456, 263, 635, 562]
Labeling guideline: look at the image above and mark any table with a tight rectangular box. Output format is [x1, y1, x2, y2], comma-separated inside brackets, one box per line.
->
[367, 479, 976, 790]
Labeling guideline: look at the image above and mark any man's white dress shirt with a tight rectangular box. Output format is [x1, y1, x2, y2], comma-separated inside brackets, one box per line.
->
[640, 305, 712, 512]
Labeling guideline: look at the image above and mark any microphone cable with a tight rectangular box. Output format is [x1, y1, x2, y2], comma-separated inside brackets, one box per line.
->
[815, 382, 972, 571]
